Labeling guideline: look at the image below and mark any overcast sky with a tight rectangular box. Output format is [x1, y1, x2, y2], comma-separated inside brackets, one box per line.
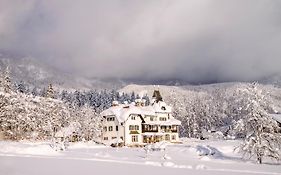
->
[0, 0, 281, 83]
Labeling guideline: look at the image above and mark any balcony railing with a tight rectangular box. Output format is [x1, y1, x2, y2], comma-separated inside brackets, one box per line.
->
[142, 130, 158, 133]
[141, 124, 178, 133]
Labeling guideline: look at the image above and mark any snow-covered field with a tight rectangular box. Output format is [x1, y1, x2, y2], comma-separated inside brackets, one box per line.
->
[0, 139, 280, 175]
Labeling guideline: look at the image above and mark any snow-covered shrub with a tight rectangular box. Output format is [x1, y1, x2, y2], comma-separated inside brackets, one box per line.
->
[196, 145, 216, 156]
[145, 141, 168, 151]
[202, 130, 224, 140]
[50, 139, 68, 151]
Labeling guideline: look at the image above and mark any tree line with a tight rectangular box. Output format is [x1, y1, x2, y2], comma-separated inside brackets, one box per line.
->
[1, 67, 281, 163]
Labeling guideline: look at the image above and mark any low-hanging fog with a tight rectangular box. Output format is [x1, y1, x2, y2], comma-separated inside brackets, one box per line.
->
[0, 0, 281, 84]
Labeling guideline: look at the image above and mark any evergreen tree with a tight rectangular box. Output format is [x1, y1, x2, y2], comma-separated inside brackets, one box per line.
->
[16, 81, 27, 93]
[142, 94, 150, 106]
[46, 84, 55, 98]
[110, 89, 118, 101]
[31, 87, 38, 96]
[60, 90, 68, 102]
[73, 90, 82, 107]
[130, 91, 136, 103]
[0, 68, 12, 93]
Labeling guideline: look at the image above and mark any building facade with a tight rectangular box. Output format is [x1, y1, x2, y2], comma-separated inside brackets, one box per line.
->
[100, 90, 181, 146]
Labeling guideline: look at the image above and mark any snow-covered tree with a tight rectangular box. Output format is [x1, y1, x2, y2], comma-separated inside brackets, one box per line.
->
[16, 81, 28, 94]
[130, 91, 136, 103]
[45, 84, 55, 98]
[31, 87, 39, 96]
[142, 94, 150, 106]
[0, 67, 12, 93]
[236, 83, 281, 164]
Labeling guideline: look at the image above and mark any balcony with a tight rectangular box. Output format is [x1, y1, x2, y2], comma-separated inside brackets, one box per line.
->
[142, 124, 158, 133]
[160, 125, 178, 133]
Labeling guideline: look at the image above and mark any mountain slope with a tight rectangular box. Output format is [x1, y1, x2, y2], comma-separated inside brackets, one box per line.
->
[120, 83, 281, 113]
[0, 56, 126, 90]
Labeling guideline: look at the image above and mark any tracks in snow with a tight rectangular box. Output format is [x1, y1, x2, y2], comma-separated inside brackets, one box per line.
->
[0, 154, 280, 175]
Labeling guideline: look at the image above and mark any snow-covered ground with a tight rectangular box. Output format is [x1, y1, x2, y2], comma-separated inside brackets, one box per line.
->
[0, 139, 280, 175]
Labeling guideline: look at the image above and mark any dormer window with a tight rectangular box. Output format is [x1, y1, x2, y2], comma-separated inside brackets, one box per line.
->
[107, 117, 115, 121]
[131, 116, 136, 120]
[161, 106, 166, 110]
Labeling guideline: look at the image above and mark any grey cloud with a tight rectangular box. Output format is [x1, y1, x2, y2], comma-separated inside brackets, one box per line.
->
[0, 0, 281, 84]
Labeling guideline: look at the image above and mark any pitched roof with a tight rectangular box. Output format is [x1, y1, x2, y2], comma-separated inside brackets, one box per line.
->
[100, 101, 176, 124]
[100, 104, 155, 123]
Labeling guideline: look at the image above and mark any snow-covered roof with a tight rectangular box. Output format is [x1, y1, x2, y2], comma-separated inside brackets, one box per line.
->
[152, 101, 172, 113]
[269, 114, 281, 124]
[101, 101, 175, 124]
[101, 88, 177, 124]
[100, 104, 156, 123]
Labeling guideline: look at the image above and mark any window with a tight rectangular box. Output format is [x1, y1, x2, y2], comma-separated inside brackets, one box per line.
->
[165, 134, 170, 141]
[107, 117, 115, 121]
[109, 126, 113, 131]
[160, 117, 167, 121]
[145, 125, 158, 132]
[120, 137, 123, 140]
[132, 135, 138, 142]
[103, 126, 107, 132]
[150, 116, 155, 121]
[171, 125, 177, 132]
[104, 137, 108, 140]
[116, 126, 118, 131]
[131, 116, 136, 120]
[161, 106, 166, 110]
[112, 137, 117, 139]
[171, 135, 176, 140]
[129, 125, 139, 130]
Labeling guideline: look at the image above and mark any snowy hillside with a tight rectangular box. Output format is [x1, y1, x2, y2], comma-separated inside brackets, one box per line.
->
[120, 83, 281, 109]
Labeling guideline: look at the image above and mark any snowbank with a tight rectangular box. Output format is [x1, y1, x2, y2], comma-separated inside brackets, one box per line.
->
[145, 141, 170, 151]
[68, 141, 105, 149]
[0, 141, 60, 156]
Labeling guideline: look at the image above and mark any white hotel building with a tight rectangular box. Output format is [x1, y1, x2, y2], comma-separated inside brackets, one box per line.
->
[100, 90, 181, 146]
